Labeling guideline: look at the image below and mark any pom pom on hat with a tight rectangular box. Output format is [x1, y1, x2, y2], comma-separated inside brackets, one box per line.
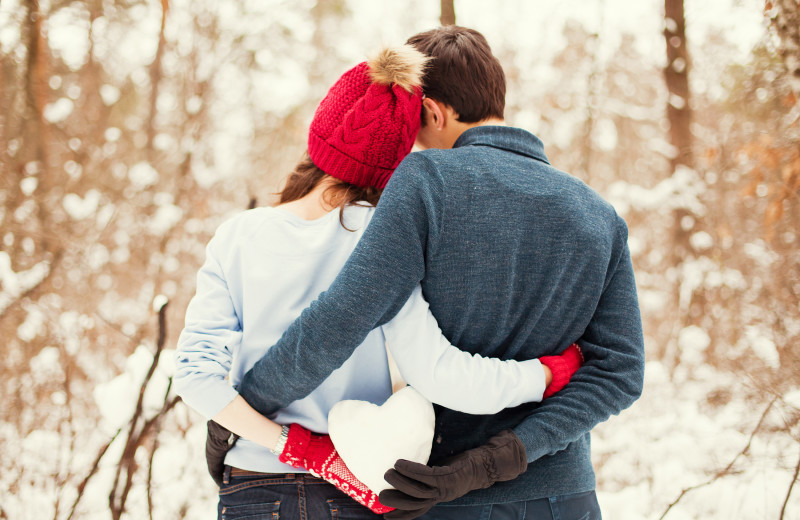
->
[368, 44, 429, 93]
[308, 45, 428, 189]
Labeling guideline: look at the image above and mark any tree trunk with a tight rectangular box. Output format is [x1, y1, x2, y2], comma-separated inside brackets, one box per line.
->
[662, 0, 698, 367]
[23, 0, 57, 252]
[24, 0, 49, 171]
[767, 0, 800, 99]
[664, 0, 695, 271]
[440, 0, 456, 26]
[146, 0, 169, 163]
[663, 0, 692, 170]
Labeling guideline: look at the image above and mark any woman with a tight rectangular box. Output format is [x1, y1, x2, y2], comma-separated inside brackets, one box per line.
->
[174, 44, 582, 519]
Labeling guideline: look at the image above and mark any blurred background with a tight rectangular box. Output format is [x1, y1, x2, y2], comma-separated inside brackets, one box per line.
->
[1, 0, 799, 518]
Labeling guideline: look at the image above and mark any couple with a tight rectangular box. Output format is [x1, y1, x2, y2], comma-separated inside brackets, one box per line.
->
[175, 25, 645, 520]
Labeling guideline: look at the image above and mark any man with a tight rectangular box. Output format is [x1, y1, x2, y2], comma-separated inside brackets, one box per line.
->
[226, 26, 644, 519]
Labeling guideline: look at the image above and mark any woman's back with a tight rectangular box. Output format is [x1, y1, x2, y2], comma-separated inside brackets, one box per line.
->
[175, 204, 392, 473]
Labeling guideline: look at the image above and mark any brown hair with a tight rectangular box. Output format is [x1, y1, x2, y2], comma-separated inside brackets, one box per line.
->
[278, 153, 382, 230]
[407, 26, 506, 123]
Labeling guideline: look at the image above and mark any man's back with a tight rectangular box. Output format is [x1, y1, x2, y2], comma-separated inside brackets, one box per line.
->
[390, 125, 640, 503]
[418, 126, 619, 361]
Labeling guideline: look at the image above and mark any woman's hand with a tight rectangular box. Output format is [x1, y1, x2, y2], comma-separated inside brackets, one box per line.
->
[539, 343, 584, 398]
[205, 420, 237, 486]
[278, 423, 394, 514]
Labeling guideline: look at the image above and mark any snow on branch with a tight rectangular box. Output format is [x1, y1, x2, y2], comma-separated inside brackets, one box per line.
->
[0, 251, 57, 317]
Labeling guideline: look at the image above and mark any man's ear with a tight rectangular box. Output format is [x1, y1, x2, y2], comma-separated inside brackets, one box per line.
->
[422, 98, 447, 131]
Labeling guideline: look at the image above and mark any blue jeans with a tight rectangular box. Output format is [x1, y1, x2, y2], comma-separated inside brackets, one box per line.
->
[217, 467, 380, 520]
[419, 491, 602, 520]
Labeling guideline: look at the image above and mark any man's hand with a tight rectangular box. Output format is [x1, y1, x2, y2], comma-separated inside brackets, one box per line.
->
[379, 429, 527, 519]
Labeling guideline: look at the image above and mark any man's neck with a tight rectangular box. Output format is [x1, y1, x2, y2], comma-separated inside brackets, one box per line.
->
[449, 118, 505, 148]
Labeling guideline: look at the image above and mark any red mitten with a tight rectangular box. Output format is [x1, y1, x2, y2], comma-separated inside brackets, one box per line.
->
[539, 343, 584, 398]
[278, 423, 393, 514]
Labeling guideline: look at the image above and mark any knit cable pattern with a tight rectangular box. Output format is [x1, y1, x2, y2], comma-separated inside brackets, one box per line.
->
[308, 61, 422, 189]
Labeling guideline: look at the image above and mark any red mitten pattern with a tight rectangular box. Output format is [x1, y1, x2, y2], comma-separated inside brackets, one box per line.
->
[539, 343, 584, 398]
[279, 423, 393, 514]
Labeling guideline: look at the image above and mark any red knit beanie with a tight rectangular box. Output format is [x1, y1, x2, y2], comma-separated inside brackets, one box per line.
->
[308, 45, 428, 189]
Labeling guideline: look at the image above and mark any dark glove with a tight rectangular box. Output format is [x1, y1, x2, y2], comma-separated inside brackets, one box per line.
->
[379, 429, 527, 519]
[205, 420, 238, 487]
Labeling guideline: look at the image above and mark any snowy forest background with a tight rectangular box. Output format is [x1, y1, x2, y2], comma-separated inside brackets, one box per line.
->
[2, 0, 800, 518]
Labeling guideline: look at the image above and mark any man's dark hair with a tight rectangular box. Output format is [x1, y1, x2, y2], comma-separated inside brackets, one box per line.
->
[407, 26, 505, 123]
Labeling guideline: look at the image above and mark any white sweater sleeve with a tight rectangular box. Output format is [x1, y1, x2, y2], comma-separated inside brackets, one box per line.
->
[173, 234, 241, 419]
[381, 286, 546, 414]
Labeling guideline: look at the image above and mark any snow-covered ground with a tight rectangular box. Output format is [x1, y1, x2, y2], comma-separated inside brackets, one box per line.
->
[9, 347, 794, 520]
[594, 361, 800, 519]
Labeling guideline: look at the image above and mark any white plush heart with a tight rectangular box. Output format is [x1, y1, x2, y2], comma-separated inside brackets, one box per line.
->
[328, 386, 435, 494]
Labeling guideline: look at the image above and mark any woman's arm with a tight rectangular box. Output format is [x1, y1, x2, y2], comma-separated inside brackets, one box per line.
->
[382, 286, 555, 415]
[213, 395, 282, 449]
[174, 230, 249, 422]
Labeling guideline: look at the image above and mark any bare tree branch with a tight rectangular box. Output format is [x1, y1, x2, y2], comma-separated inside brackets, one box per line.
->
[146, 392, 181, 520]
[66, 427, 123, 520]
[109, 301, 170, 519]
[146, 430, 158, 520]
[659, 397, 777, 519]
[780, 443, 800, 520]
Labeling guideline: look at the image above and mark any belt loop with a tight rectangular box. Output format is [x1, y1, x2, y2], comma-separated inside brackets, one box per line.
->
[223, 465, 231, 485]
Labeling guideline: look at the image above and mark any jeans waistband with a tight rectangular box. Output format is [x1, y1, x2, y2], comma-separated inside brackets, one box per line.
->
[223, 466, 323, 485]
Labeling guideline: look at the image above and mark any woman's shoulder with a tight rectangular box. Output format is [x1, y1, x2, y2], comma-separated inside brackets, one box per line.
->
[214, 206, 278, 235]
[341, 203, 376, 227]
[208, 207, 304, 253]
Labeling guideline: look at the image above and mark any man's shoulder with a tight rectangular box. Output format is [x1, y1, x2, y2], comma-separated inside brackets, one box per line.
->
[406, 147, 467, 170]
[387, 150, 447, 196]
[395, 149, 446, 175]
[544, 170, 627, 237]
[551, 167, 617, 210]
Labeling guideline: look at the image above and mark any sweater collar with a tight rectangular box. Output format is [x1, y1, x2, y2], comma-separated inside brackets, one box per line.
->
[452, 126, 550, 165]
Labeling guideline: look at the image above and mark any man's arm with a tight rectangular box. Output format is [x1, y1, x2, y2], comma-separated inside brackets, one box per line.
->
[237, 153, 443, 416]
[385, 286, 584, 414]
[512, 219, 645, 462]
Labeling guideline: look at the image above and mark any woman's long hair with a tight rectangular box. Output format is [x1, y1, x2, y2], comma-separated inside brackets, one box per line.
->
[277, 152, 383, 230]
